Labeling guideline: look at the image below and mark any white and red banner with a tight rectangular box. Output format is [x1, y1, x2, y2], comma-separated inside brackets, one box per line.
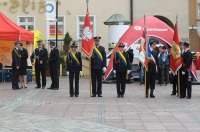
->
[104, 16, 179, 80]
[81, 11, 94, 58]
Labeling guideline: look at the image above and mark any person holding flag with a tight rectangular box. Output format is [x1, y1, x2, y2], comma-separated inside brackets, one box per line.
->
[91, 36, 106, 97]
[181, 42, 193, 99]
[113, 43, 131, 98]
[66, 41, 83, 97]
[145, 41, 158, 98]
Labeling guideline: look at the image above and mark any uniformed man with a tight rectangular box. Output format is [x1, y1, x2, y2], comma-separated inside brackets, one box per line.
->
[171, 42, 184, 96]
[66, 41, 83, 97]
[113, 43, 131, 97]
[12, 41, 22, 90]
[48, 41, 60, 90]
[91, 36, 106, 97]
[30, 40, 48, 89]
[180, 42, 193, 99]
[146, 41, 158, 98]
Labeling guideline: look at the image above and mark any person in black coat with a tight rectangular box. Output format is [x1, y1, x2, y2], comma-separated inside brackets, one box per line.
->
[19, 43, 28, 88]
[12, 41, 22, 90]
[66, 41, 83, 97]
[145, 41, 158, 98]
[31, 40, 48, 89]
[180, 42, 193, 99]
[91, 36, 106, 97]
[113, 43, 131, 97]
[48, 41, 60, 90]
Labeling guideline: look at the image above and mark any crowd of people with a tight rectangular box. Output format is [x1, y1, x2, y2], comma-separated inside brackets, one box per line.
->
[10, 37, 194, 99]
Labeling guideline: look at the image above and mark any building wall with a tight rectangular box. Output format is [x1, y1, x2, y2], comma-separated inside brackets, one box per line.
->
[190, 0, 200, 52]
[133, 0, 189, 40]
[0, 0, 191, 51]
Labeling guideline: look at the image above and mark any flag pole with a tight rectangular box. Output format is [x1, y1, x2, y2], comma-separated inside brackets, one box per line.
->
[176, 15, 181, 97]
[144, 15, 147, 97]
[86, 0, 92, 97]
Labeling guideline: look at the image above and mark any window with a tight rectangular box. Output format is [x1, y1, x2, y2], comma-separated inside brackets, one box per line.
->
[18, 17, 35, 31]
[77, 15, 96, 40]
[47, 16, 65, 40]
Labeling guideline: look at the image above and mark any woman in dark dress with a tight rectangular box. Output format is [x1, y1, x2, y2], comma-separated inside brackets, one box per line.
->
[19, 43, 28, 88]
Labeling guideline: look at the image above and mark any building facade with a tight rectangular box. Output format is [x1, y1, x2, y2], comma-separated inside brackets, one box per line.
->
[0, 0, 195, 51]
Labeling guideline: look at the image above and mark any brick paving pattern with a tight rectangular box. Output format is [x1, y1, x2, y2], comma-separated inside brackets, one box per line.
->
[0, 71, 200, 131]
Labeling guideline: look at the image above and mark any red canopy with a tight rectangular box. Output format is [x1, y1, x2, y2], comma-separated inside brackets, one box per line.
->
[0, 12, 34, 42]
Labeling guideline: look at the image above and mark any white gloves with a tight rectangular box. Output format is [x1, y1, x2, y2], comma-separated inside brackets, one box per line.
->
[127, 70, 132, 74]
[182, 71, 185, 75]
[113, 70, 116, 74]
[66, 71, 69, 76]
[80, 71, 83, 76]
[169, 71, 172, 74]
[102, 67, 106, 73]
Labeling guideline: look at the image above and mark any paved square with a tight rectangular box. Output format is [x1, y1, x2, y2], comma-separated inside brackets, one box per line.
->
[0, 72, 200, 132]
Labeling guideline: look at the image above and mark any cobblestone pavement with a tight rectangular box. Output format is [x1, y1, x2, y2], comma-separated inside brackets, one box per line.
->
[0, 72, 200, 132]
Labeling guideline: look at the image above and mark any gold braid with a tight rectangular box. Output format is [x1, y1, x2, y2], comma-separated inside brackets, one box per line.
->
[14, 49, 21, 58]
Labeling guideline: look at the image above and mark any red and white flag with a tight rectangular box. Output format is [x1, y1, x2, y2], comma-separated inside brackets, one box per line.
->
[138, 28, 148, 70]
[189, 62, 198, 81]
[170, 22, 182, 75]
[81, 11, 94, 58]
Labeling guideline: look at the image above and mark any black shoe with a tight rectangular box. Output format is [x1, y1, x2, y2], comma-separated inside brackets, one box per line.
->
[98, 94, 102, 97]
[52, 88, 58, 90]
[47, 87, 53, 89]
[160, 84, 163, 86]
[145, 95, 148, 98]
[117, 95, 120, 98]
[121, 95, 124, 98]
[150, 94, 155, 98]
[75, 95, 78, 97]
[70, 95, 73, 97]
[186, 97, 191, 99]
[91, 95, 96, 97]
[180, 96, 185, 98]
[24, 86, 27, 89]
[140, 82, 144, 85]
[171, 93, 176, 95]
[164, 84, 167, 86]
[42, 86, 45, 89]
[12, 88, 18, 90]
[35, 86, 41, 89]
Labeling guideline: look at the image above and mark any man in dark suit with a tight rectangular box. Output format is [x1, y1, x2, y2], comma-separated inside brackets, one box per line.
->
[91, 36, 106, 97]
[31, 40, 48, 89]
[66, 41, 83, 97]
[12, 41, 21, 90]
[146, 41, 158, 98]
[113, 43, 131, 98]
[180, 42, 193, 99]
[48, 41, 60, 90]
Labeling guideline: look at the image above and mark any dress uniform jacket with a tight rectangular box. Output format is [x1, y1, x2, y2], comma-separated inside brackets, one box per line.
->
[12, 48, 21, 89]
[66, 51, 82, 72]
[91, 46, 106, 69]
[30, 48, 48, 69]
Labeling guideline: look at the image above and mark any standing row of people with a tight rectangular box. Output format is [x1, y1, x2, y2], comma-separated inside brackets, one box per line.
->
[12, 40, 60, 90]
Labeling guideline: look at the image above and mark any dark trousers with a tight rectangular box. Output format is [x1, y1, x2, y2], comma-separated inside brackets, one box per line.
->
[12, 68, 19, 89]
[91, 69, 102, 95]
[35, 67, 46, 87]
[116, 72, 126, 96]
[160, 66, 169, 84]
[69, 72, 79, 96]
[172, 74, 178, 94]
[146, 64, 156, 93]
[50, 68, 59, 88]
[180, 71, 187, 97]
[158, 67, 161, 84]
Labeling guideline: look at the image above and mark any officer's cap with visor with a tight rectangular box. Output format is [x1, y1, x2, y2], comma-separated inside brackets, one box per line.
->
[94, 36, 101, 42]
[118, 43, 125, 48]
